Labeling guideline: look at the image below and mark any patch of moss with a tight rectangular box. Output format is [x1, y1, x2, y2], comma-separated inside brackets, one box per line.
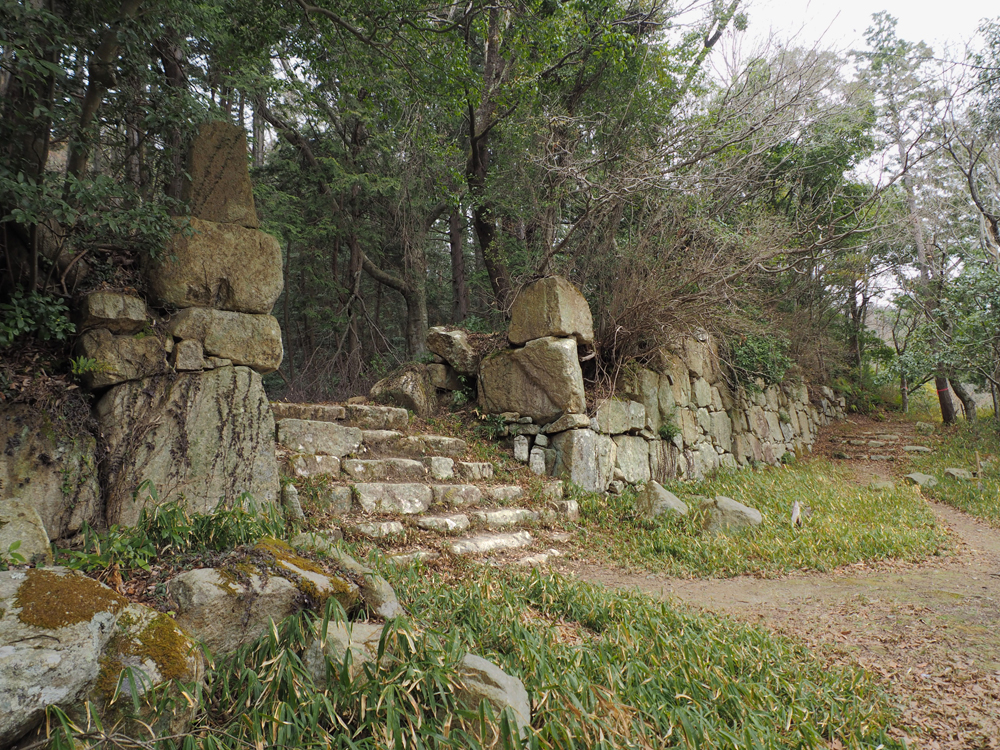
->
[94, 610, 194, 701]
[15, 568, 126, 629]
[254, 537, 327, 576]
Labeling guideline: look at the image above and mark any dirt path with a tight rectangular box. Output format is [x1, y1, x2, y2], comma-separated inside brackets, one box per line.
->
[561, 417, 1000, 749]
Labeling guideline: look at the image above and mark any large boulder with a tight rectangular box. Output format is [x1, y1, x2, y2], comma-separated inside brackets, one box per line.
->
[167, 307, 283, 374]
[181, 120, 259, 228]
[0, 568, 127, 746]
[76, 291, 148, 334]
[700, 496, 762, 534]
[370, 364, 438, 418]
[0, 500, 52, 564]
[550, 429, 616, 493]
[0, 404, 100, 540]
[97, 366, 280, 527]
[479, 337, 586, 424]
[635, 481, 688, 519]
[75, 328, 167, 388]
[302, 621, 385, 685]
[455, 654, 532, 741]
[508, 276, 594, 346]
[426, 327, 480, 375]
[147, 217, 282, 313]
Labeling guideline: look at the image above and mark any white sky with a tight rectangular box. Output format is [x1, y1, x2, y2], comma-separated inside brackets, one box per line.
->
[741, 0, 993, 53]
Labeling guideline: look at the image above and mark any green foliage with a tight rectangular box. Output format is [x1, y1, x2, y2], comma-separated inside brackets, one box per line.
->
[60, 482, 286, 575]
[657, 418, 681, 441]
[0, 541, 27, 571]
[727, 333, 793, 392]
[0, 289, 74, 348]
[576, 460, 948, 577]
[69, 355, 106, 378]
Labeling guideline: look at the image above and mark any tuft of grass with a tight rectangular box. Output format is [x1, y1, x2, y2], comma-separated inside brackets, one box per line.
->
[45, 566, 908, 749]
[576, 460, 949, 577]
[907, 418, 1000, 527]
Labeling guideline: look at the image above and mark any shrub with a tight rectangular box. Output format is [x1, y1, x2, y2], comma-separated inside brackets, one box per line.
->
[727, 333, 792, 392]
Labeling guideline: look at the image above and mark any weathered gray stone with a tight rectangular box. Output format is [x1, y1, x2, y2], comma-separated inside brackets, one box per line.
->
[426, 327, 480, 375]
[303, 622, 384, 685]
[902, 445, 932, 454]
[482, 486, 524, 503]
[348, 404, 409, 431]
[149, 218, 282, 313]
[0, 500, 51, 564]
[701, 496, 762, 534]
[528, 446, 547, 475]
[480, 336, 586, 424]
[448, 531, 533, 556]
[351, 521, 405, 539]
[544, 498, 580, 521]
[904, 472, 939, 488]
[271, 402, 346, 422]
[541, 412, 591, 434]
[635, 481, 688, 519]
[551, 429, 616, 493]
[456, 461, 494, 481]
[354, 483, 432, 514]
[0, 568, 126, 746]
[278, 419, 363, 458]
[422, 456, 455, 480]
[944, 467, 973, 481]
[594, 399, 645, 435]
[534, 433, 549, 447]
[0, 404, 100, 540]
[915, 421, 935, 435]
[342, 458, 428, 482]
[508, 276, 594, 345]
[427, 363, 463, 390]
[613, 435, 651, 484]
[417, 514, 470, 533]
[395, 434, 468, 458]
[432, 484, 482, 507]
[172, 338, 205, 371]
[309, 545, 403, 619]
[370, 364, 438, 418]
[168, 568, 300, 654]
[471, 508, 539, 527]
[182, 121, 259, 228]
[97, 367, 279, 527]
[648, 439, 678, 483]
[290, 454, 341, 478]
[389, 549, 440, 565]
[709, 411, 733, 452]
[76, 328, 167, 387]
[455, 653, 532, 739]
[77, 291, 147, 334]
[514, 434, 530, 462]
[692, 378, 713, 408]
[167, 307, 283, 374]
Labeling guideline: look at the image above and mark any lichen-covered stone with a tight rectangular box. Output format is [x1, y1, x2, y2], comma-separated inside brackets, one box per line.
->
[0, 568, 126, 746]
[354, 483, 432, 514]
[551, 429, 616, 493]
[303, 621, 384, 685]
[0, 404, 100, 541]
[635, 481, 688, 519]
[148, 217, 282, 313]
[347, 404, 409, 431]
[370, 364, 438, 417]
[77, 291, 147, 334]
[277, 418, 362, 458]
[427, 363, 462, 390]
[181, 121, 259, 228]
[455, 654, 532, 740]
[426, 327, 480, 375]
[508, 276, 594, 346]
[172, 338, 205, 371]
[700, 496, 762, 534]
[612, 435, 650, 484]
[0, 499, 52, 564]
[479, 336, 586, 424]
[167, 307, 283, 374]
[97, 366, 279, 527]
[271, 402, 346, 422]
[76, 328, 167, 388]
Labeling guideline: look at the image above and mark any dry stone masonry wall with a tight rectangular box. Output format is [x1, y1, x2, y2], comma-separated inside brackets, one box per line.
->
[437, 276, 845, 494]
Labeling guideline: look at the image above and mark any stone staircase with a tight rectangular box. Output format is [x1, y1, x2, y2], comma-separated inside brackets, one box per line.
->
[272, 402, 577, 565]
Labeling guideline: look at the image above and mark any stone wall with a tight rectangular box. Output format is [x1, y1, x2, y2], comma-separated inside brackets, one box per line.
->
[437, 276, 845, 493]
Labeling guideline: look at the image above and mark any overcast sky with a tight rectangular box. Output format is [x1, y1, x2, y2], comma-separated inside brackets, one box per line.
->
[740, 0, 993, 53]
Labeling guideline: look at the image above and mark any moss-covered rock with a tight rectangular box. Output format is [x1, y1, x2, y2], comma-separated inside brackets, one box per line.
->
[0, 568, 126, 746]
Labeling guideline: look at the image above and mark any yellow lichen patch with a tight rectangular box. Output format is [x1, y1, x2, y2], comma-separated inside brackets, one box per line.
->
[136, 613, 194, 683]
[254, 537, 327, 576]
[15, 569, 126, 629]
[253, 537, 358, 610]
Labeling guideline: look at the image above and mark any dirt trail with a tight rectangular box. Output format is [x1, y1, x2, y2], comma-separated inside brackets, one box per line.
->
[562, 416, 1000, 749]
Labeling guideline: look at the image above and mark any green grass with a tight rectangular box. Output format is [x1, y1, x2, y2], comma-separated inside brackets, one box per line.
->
[906, 418, 1000, 527]
[50, 565, 907, 749]
[576, 460, 950, 577]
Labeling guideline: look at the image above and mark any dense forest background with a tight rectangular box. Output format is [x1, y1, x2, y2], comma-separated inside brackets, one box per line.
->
[4, 0, 1000, 421]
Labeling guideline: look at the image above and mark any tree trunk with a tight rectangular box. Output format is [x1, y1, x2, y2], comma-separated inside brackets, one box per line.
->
[900, 374, 909, 413]
[936, 375, 957, 424]
[450, 209, 469, 322]
[949, 379, 977, 422]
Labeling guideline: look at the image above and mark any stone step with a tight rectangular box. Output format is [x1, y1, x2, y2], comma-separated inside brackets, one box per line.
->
[455, 461, 494, 480]
[470, 508, 539, 528]
[354, 483, 432, 514]
[432, 484, 481, 507]
[350, 520, 405, 538]
[361, 429, 404, 446]
[516, 548, 563, 567]
[289, 454, 341, 478]
[271, 402, 345, 423]
[346, 404, 408, 431]
[393, 435, 467, 458]
[342, 458, 428, 482]
[481, 485, 524, 503]
[447, 531, 533, 556]
[277, 418, 362, 458]
[423, 456, 454, 480]
[415, 513, 470, 533]
[389, 549, 441, 565]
